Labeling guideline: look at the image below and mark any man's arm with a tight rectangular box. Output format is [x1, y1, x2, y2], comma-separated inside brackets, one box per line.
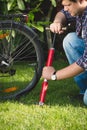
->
[50, 9, 76, 33]
[42, 62, 84, 80]
[50, 11, 67, 34]
[56, 62, 84, 80]
[53, 11, 67, 25]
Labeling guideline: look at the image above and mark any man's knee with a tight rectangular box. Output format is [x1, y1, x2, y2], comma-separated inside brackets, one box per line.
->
[63, 33, 72, 50]
[63, 32, 81, 50]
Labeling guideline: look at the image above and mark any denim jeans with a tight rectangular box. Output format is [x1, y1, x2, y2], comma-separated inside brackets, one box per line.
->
[63, 32, 87, 94]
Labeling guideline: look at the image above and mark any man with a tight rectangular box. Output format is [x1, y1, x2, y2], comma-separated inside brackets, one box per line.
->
[42, 0, 87, 102]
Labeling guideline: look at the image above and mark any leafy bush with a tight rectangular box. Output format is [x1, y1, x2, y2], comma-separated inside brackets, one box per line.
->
[1, 0, 56, 32]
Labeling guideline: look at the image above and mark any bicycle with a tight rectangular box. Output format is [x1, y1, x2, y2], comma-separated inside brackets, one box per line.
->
[0, 14, 44, 99]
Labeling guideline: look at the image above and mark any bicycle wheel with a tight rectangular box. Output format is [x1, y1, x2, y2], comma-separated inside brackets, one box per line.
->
[0, 20, 44, 99]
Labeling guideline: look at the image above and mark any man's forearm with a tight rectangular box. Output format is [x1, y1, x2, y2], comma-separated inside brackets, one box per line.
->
[56, 62, 84, 80]
[53, 11, 67, 25]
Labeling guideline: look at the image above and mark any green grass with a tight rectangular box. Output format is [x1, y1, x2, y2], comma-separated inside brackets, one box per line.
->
[0, 59, 87, 130]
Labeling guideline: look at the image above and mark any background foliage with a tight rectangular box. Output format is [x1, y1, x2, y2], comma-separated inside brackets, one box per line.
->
[0, 0, 57, 32]
[0, 0, 65, 56]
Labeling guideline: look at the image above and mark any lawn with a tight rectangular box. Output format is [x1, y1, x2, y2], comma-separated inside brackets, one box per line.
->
[0, 58, 87, 130]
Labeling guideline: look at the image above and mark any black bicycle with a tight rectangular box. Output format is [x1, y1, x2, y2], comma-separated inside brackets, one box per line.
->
[0, 14, 44, 99]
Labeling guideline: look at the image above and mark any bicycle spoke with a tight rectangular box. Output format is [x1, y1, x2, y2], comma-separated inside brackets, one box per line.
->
[0, 20, 44, 99]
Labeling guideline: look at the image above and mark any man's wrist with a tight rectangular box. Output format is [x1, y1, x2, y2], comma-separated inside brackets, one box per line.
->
[53, 21, 62, 24]
[51, 71, 57, 80]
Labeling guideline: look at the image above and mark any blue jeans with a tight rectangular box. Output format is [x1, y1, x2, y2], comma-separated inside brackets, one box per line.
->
[63, 32, 87, 94]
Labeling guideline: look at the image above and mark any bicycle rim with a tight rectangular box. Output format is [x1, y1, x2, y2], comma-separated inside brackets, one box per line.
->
[0, 20, 44, 99]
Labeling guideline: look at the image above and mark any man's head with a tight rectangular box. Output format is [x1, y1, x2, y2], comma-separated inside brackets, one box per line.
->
[61, 0, 87, 16]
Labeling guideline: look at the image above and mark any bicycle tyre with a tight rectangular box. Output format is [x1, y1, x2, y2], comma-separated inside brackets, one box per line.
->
[0, 20, 44, 99]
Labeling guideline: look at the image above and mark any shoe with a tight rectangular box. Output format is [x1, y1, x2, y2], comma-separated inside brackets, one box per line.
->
[83, 89, 87, 105]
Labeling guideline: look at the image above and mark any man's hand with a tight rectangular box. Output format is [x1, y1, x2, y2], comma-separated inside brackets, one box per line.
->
[50, 22, 65, 34]
[42, 66, 56, 80]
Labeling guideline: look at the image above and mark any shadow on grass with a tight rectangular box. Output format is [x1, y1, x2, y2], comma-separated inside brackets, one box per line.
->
[37, 79, 84, 107]
[0, 80, 39, 101]
[0, 78, 85, 108]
